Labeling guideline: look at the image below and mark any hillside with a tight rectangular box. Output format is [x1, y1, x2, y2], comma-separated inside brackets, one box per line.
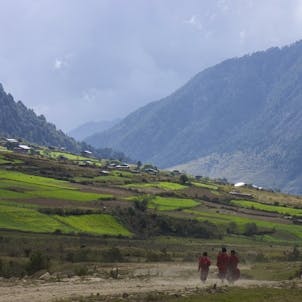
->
[0, 145, 302, 242]
[0, 83, 82, 152]
[0, 84, 129, 161]
[0, 146, 301, 300]
[85, 40, 302, 194]
[68, 119, 121, 141]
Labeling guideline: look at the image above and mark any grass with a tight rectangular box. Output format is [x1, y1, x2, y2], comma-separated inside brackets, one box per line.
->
[242, 261, 300, 281]
[41, 150, 89, 161]
[0, 169, 112, 202]
[54, 214, 132, 236]
[163, 287, 302, 302]
[231, 199, 302, 216]
[30, 189, 112, 202]
[185, 209, 302, 242]
[0, 169, 73, 189]
[0, 204, 74, 233]
[56, 287, 302, 302]
[231, 186, 302, 207]
[149, 196, 199, 211]
[0, 203, 131, 236]
[125, 181, 187, 190]
[192, 182, 218, 190]
[0, 158, 11, 164]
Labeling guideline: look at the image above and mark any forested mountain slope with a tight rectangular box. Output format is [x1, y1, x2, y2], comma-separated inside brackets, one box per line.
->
[0, 84, 128, 161]
[86, 41, 302, 193]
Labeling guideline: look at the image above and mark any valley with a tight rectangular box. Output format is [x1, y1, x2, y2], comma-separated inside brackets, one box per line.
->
[0, 144, 301, 301]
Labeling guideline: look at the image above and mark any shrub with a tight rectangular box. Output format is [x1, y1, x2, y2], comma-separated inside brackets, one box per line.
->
[74, 265, 88, 276]
[26, 251, 50, 275]
[244, 222, 258, 236]
[287, 245, 300, 261]
[179, 174, 188, 184]
[101, 247, 123, 262]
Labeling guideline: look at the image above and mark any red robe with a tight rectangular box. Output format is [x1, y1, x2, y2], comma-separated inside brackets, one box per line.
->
[216, 252, 229, 279]
[228, 254, 240, 281]
[198, 256, 211, 281]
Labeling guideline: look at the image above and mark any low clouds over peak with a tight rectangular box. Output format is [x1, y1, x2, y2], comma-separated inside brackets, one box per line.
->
[0, 0, 302, 131]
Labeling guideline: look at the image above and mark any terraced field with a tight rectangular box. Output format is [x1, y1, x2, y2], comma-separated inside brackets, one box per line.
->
[0, 148, 302, 243]
[149, 196, 200, 211]
[0, 170, 112, 202]
[0, 168, 127, 236]
[231, 199, 302, 216]
[54, 214, 132, 236]
[125, 181, 187, 190]
[0, 204, 73, 233]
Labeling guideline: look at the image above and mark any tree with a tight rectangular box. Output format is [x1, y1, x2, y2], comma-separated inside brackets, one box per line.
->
[136, 161, 142, 170]
[179, 174, 189, 184]
[244, 222, 258, 236]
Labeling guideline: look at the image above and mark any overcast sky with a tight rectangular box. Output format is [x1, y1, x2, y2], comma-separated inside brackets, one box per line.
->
[1, 0, 302, 131]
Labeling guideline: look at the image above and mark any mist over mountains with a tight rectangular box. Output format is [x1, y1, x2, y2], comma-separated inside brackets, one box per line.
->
[0, 84, 129, 161]
[68, 119, 121, 141]
[86, 40, 302, 194]
[0, 83, 81, 152]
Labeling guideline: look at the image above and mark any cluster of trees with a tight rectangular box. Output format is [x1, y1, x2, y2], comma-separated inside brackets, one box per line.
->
[38, 208, 103, 216]
[115, 201, 222, 239]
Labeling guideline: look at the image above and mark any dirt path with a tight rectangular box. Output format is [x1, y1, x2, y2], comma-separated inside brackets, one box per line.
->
[0, 263, 292, 302]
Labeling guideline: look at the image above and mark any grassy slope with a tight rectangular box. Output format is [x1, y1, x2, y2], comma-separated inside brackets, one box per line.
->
[0, 149, 302, 243]
[0, 204, 74, 233]
[125, 181, 187, 190]
[149, 196, 200, 211]
[54, 214, 132, 236]
[231, 199, 302, 216]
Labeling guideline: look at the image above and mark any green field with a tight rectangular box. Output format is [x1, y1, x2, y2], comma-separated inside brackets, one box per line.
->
[0, 204, 74, 233]
[0, 170, 112, 202]
[186, 209, 302, 241]
[54, 214, 132, 236]
[231, 199, 302, 216]
[125, 181, 187, 190]
[192, 182, 218, 190]
[149, 196, 199, 211]
[0, 158, 11, 164]
[0, 170, 73, 189]
[0, 203, 131, 236]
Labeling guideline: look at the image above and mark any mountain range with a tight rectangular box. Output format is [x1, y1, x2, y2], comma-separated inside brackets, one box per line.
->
[0, 84, 128, 161]
[85, 40, 302, 194]
[68, 119, 121, 141]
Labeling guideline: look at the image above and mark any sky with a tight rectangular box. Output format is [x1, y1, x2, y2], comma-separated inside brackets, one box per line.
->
[1, 0, 302, 131]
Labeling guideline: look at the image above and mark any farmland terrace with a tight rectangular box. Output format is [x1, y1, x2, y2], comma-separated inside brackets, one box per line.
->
[0, 148, 301, 301]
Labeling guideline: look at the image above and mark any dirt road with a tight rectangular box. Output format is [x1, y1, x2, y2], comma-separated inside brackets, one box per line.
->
[0, 263, 290, 302]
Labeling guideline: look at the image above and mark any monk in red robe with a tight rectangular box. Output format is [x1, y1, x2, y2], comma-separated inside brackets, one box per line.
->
[216, 247, 229, 282]
[198, 252, 211, 282]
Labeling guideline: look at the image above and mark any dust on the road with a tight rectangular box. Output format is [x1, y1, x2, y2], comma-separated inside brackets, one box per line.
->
[0, 263, 292, 302]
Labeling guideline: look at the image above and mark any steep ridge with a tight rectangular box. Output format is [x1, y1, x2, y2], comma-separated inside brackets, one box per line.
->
[0, 84, 81, 152]
[0, 84, 129, 161]
[85, 41, 302, 193]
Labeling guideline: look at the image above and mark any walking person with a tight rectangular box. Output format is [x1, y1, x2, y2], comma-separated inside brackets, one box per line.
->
[216, 247, 229, 282]
[198, 252, 211, 283]
[227, 250, 240, 283]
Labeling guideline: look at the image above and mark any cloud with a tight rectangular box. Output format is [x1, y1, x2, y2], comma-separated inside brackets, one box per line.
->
[184, 15, 203, 31]
[54, 59, 64, 70]
[53, 53, 74, 70]
[239, 30, 246, 42]
[1, 0, 302, 131]
[217, 0, 230, 13]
